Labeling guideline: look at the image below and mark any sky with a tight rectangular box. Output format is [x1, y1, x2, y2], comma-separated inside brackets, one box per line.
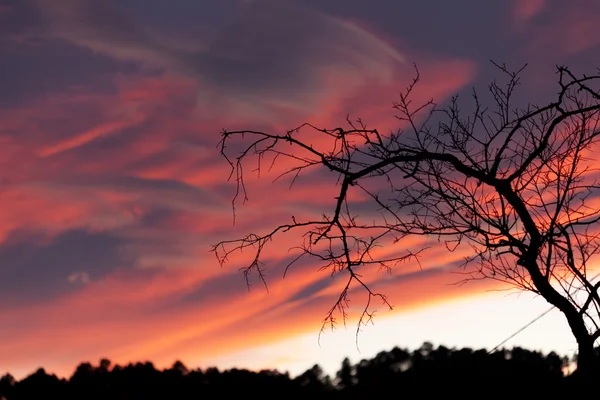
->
[1, 0, 600, 380]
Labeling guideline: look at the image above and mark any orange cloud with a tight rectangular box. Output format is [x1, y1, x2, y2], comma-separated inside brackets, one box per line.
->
[9, 0, 572, 384]
[0, 63, 488, 385]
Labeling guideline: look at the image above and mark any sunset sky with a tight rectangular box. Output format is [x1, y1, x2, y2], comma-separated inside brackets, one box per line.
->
[1, 0, 600, 380]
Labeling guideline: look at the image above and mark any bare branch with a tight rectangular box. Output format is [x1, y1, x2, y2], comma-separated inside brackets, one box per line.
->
[214, 63, 600, 376]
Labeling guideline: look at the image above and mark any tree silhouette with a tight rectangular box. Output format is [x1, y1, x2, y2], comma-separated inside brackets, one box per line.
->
[0, 344, 596, 399]
[0, 374, 15, 400]
[295, 364, 333, 393]
[13, 368, 66, 399]
[215, 63, 600, 380]
[335, 357, 356, 390]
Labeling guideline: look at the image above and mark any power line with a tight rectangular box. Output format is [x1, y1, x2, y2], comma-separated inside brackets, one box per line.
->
[488, 306, 554, 353]
[488, 270, 600, 354]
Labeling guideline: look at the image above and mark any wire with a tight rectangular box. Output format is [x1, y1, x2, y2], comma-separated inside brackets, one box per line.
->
[488, 307, 554, 353]
[488, 270, 600, 354]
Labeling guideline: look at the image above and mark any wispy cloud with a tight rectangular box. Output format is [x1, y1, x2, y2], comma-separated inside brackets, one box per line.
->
[2, 0, 598, 381]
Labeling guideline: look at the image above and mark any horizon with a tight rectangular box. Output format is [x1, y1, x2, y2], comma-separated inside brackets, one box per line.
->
[0, 292, 579, 381]
[1, 341, 577, 399]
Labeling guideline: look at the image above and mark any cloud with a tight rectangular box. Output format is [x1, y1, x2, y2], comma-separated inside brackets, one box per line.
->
[0, 228, 134, 304]
[0, 183, 130, 242]
[67, 271, 91, 285]
[32, 0, 184, 66]
[31, 0, 409, 121]
[6, 0, 577, 382]
[511, 0, 546, 24]
[38, 118, 144, 158]
[517, 0, 600, 59]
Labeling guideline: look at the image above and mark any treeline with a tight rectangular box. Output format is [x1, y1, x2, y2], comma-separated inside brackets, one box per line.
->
[0, 343, 596, 398]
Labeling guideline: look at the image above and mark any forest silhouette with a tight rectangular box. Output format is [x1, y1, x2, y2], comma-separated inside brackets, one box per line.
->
[1, 342, 598, 398]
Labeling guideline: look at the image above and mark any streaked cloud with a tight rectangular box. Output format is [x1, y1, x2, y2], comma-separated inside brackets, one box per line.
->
[0, 0, 598, 381]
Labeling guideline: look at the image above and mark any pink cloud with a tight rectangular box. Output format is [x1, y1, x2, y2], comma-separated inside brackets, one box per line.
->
[511, 0, 546, 25]
[0, 0, 499, 380]
[520, 0, 600, 58]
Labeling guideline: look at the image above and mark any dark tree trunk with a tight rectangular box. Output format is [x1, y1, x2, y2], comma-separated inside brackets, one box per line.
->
[524, 258, 596, 383]
[574, 334, 595, 384]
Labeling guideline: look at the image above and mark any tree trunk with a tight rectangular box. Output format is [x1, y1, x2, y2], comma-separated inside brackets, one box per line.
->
[548, 296, 597, 383]
[574, 334, 595, 384]
[523, 259, 596, 382]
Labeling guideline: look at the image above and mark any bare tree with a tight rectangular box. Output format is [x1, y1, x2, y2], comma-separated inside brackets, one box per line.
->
[214, 64, 600, 380]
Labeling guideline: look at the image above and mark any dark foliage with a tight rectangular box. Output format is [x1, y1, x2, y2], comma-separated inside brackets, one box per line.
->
[0, 343, 597, 399]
